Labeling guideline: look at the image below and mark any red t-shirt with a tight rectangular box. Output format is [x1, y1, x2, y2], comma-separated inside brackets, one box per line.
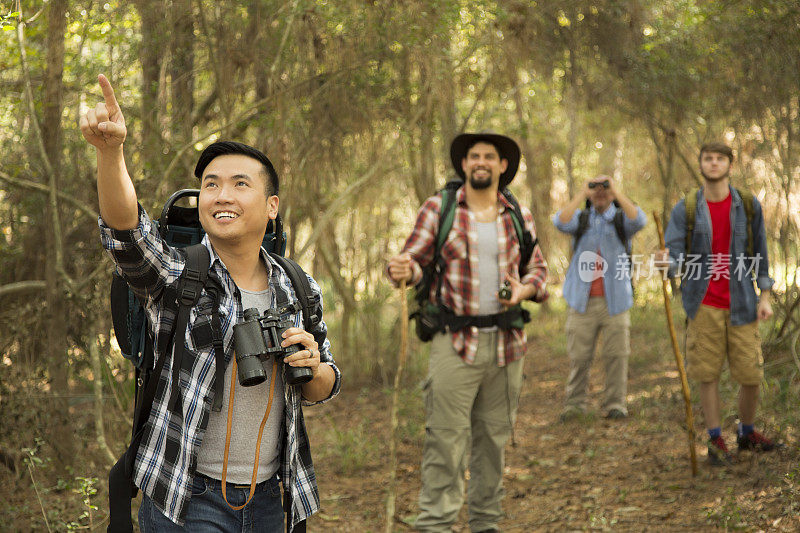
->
[701, 193, 732, 309]
[589, 249, 605, 297]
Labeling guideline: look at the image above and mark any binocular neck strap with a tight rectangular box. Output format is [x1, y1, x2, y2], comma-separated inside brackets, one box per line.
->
[220, 357, 278, 511]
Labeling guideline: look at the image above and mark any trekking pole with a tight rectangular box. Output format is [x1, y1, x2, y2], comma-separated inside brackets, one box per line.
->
[653, 212, 698, 476]
[386, 279, 409, 532]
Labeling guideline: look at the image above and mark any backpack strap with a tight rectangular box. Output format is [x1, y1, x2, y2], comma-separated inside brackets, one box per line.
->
[433, 184, 459, 304]
[735, 188, 755, 257]
[612, 210, 628, 254]
[574, 201, 592, 251]
[414, 183, 459, 309]
[501, 188, 538, 276]
[269, 253, 322, 343]
[204, 273, 226, 412]
[436, 185, 459, 254]
[108, 334, 169, 533]
[166, 244, 212, 415]
[684, 187, 699, 256]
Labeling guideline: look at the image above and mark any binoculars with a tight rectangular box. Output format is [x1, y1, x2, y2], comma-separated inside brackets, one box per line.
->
[588, 180, 610, 189]
[498, 281, 512, 300]
[232, 308, 314, 387]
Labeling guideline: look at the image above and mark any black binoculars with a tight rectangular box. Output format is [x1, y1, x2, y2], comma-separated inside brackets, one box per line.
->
[588, 180, 610, 189]
[498, 281, 512, 300]
[232, 308, 314, 387]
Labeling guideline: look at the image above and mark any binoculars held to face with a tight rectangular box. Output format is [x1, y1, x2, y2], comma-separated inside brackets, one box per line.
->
[233, 308, 314, 387]
[588, 180, 610, 189]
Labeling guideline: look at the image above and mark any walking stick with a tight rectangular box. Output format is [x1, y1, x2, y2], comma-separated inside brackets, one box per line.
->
[653, 212, 698, 476]
[386, 279, 409, 532]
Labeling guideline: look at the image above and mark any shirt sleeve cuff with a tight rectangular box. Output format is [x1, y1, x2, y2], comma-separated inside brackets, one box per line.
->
[98, 204, 151, 249]
[756, 276, 774, 291]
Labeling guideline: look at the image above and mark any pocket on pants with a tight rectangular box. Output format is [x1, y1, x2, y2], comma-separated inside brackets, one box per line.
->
[506, 360, 525, 426]
[421, 377, 433, 422]
[191, 475, 209, 497]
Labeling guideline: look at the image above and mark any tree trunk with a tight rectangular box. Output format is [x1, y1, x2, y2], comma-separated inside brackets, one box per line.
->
[42, 0, 73, 467]
[136, 0, 167, 183]
[169, 0, 195, 184]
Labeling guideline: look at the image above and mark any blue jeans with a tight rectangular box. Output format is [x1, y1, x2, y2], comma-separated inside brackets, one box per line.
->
[138, 473, 284, 532]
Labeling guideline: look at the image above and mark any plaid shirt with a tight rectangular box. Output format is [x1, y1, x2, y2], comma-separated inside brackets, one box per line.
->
[401, 186, 548, 365]
[99, 206, 340, 529]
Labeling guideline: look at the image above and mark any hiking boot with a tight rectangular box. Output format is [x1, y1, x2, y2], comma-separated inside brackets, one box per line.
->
[707, 436, 733, 466]
[737, 430, 776, 452]
[604, 408, 627, 420]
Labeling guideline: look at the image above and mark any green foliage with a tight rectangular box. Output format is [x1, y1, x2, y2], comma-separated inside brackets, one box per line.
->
[323, 414, 381, 475]
[0, 10, 18, 31]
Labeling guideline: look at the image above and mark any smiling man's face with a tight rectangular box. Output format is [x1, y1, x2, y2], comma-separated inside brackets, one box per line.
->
[198, 153, 278, 247]
[462, 141, 508, 191]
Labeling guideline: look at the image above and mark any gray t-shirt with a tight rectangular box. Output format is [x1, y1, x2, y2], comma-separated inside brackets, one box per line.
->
[476, 221, 501, 321]
[195, 287, 285, 484]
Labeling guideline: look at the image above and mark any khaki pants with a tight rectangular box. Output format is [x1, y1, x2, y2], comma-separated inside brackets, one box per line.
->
[416, 331, 524, 533]
[564, 297, 631, 415]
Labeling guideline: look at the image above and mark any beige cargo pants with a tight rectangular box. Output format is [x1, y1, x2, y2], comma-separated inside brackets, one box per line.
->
[416, 331, 524, 533]
[563, 296, 631, 416]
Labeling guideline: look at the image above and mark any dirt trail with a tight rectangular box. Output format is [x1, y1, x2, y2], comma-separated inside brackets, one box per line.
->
[307, 331, 799, 532]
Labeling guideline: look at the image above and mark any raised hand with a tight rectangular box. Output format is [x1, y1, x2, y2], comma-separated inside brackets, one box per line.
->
[80, 74, 126, 150]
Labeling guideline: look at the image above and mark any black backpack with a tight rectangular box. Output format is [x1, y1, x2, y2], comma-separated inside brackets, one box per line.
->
[107, 189, 315, 533]
[411, 181, 538, 341]
[574, 199, 633, 286]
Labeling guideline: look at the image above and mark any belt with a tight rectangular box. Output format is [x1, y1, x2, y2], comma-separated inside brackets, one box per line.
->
[195, 471, 277, 490]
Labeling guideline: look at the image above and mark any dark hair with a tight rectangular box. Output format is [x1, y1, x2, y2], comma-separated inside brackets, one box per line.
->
[194, 141, 279, 196]
[699, 142, 734, 164]
[464, 137, 505, 160]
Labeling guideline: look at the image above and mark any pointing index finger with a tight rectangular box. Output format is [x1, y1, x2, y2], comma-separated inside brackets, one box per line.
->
[98, 74, 120, 114]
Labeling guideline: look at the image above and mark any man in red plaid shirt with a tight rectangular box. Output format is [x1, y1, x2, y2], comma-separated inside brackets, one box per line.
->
[388, 133, 547, 532]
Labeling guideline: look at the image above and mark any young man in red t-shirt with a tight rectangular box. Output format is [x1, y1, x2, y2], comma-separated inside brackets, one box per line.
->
[658, 142, 776, 466]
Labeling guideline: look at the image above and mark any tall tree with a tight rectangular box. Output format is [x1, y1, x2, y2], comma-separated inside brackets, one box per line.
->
[42, 0, 73, 465]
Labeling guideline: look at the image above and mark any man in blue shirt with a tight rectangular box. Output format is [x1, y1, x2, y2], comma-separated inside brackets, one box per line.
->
[553, 175, 646, 420]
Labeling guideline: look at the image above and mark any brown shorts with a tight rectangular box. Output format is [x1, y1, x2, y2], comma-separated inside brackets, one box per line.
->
[685, 304, 763, 385]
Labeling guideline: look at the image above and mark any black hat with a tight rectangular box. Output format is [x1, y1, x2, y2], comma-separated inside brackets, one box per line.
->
[450, 133, 521, 189]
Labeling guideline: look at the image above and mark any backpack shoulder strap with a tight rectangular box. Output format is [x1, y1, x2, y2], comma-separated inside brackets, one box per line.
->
[501, 188, 538, 274]
[269, 253, 322, 343]
[684, 188, 699, 254]
[735, 188, 756, 257]
[613, 209, 630, 255]
[574, 205, 591, 251]
[414, 184, 459, 307]
[436, 182, 460, 251]
[165, 243, 211, 414]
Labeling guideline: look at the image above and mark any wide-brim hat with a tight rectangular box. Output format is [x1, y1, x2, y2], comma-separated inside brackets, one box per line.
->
[450, 132, 521, 189]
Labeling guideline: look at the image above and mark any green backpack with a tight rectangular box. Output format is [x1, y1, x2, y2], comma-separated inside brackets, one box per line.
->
[411, 180, 537, 341]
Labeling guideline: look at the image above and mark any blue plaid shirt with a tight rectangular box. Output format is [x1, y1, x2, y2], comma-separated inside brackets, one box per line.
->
[99, 206, 340, 529]
[553, 204, 647, 316]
